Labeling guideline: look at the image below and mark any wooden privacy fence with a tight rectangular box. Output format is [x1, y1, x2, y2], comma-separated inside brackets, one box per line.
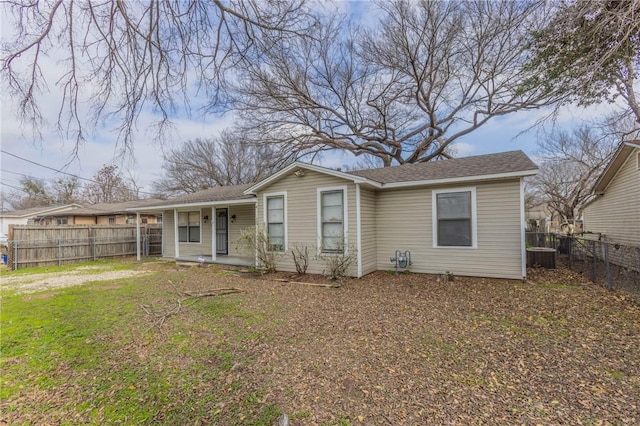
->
[6, 225, 162, 270]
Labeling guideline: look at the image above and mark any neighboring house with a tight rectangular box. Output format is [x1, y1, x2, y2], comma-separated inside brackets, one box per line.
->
[48, 200, 163, 225]
[582, 141, 640, 247]
[0, 204, 82, 235]
[129, 151, 538, 280]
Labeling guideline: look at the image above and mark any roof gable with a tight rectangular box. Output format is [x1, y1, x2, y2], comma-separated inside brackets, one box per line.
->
[593, 141, 640, 194]
[244, 162, 378, 194]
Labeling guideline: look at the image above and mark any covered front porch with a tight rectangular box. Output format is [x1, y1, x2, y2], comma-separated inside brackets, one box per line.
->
[130, 195, 257, 264]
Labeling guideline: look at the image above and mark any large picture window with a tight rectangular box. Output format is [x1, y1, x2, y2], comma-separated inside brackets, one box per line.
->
[320, 189, 344, 252]
[178, 211, 200, 243]
[266, 195, 285, 251]
[433, 189, 476, 248]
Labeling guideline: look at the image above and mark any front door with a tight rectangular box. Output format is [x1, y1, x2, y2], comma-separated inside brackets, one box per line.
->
[216, 208, 228, 255]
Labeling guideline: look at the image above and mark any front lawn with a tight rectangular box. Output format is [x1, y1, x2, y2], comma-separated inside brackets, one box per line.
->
[1, 262, 639, 425]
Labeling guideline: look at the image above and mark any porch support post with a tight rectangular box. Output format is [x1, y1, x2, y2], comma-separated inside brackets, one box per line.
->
[520, 178, 526, 281]
[174, 208, 180, 259]
[355, 183, 363, 278]
[211, 207, 217, 261]
[136, 211, 141, 261]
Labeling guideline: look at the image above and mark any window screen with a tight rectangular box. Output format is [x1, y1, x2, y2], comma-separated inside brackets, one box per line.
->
[178, 211, 200, 243]
[266, 196, 285, 251]
[321, 190, 344, 252]
[436, 191, 472, 246]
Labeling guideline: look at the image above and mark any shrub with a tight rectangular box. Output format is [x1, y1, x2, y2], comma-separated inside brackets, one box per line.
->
[290, 243, 310, 275]
[315, 243, 357, 280]
[234, 226, 284, 273]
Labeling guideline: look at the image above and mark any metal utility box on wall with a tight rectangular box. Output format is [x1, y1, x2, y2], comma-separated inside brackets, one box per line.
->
[390, 250, 412, 274]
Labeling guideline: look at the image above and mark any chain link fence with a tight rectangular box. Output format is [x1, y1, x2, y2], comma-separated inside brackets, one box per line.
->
[526, 232, 640, 297]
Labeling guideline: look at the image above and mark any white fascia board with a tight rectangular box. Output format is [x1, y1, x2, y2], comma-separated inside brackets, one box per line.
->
[243, 162, 381, 195]
[380, 169, 539, 189]
[126, 198, 257, 212]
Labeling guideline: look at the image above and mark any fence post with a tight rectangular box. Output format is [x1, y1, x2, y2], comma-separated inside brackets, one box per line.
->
[604, 243, 612, 290]
[591, 239, 596, 281]
[58, 239, 62, 266]
[93, 237, 97, 261]
[13, 240, 18, 271]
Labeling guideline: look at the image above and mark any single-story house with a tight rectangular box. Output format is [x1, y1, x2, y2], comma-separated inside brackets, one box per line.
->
[129, 150, 538, 280]
[0, 204, 82, 236]
[47, 199, 163, 225]
[583, 141, 640, 247]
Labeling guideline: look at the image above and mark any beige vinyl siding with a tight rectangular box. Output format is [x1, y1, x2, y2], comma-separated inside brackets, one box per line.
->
[163, 209, 175, 257]
[256, 169, 358, 276]
[375, 179, 523, 280]
[228, 204, 256, 257]
[583, 150, 640, 247]
[178, 208, 212, 257]
[161, 208, 212, 258]
[360, 186, 377, 275]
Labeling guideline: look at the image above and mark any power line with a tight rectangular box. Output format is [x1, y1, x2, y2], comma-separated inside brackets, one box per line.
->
[1, 150, 97, 183]
[1, 150, 156, 196]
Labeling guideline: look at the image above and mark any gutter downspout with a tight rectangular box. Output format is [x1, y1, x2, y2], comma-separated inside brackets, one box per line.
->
[356, 183, 363, 278]
[520, 178, 526, 281]
[174, 208, 180, 259]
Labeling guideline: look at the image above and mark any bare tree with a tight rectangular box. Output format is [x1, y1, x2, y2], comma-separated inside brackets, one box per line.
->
[234, 0, 563, 166]
[82, 165, 137, 204]
[4, 176, 54, 210]
[152, 130, 296, 196]
[1, 0, 316, 153]
[526, 0, 640, 125]
[51, 176, 83, 205]
[530, 124, 620, 225]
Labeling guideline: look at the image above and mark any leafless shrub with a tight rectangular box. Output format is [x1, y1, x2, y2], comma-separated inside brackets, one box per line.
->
[315, 244, 357, 280]
[234, 226, 284, 273]
[290, 243, 310, 275]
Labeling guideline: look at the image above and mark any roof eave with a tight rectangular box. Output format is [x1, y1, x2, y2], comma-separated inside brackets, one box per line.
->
[592, 142, 637, 193]
[378, 169, 538, 189]
[126, 197, 257, 212]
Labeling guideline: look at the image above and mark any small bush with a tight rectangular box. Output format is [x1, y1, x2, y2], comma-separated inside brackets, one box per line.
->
[234, 226, 284, 273]
[290, 243, 310, 275]
[315, 243, 357, 280]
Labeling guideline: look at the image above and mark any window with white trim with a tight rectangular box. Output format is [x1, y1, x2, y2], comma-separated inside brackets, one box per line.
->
[434, 189, 476, 247]
[266, 195, 285, 251]
[178, 211, 200, 243]
[320, 190, 344, 252]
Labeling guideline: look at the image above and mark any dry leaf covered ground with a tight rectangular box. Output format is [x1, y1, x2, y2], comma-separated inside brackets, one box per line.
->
[1, 261, 639, 425]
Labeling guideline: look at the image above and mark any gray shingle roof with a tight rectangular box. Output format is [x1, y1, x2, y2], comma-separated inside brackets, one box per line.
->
[137, 184, 256, 208]
[47, 199, 164, 216]
[348, 150, 537, 183]
[0, 204, 82, 217]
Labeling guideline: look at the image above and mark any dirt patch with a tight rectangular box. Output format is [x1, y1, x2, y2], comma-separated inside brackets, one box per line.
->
[1, 269, 152, 294]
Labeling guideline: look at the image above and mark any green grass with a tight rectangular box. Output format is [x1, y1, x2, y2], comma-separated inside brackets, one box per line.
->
[0, 257, 146, 277]
[0, 264, 282, 425]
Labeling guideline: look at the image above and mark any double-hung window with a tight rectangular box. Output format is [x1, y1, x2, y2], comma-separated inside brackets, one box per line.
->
[320, 189, 345, 253]
[178, 211, 201, 243]
[433, 188, 476, 248]
[266, 195, 285, 251]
